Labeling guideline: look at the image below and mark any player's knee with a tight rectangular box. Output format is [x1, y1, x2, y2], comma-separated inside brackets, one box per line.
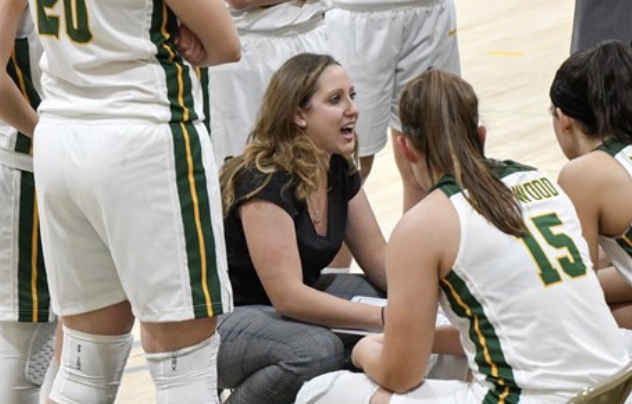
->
[146, 333, 220, 403]
[49, 326, 132, 404]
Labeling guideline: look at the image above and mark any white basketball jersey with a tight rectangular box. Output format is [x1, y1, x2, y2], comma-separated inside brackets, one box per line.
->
[27, 0, 204, 124]
[0, 9, 42, 159]
[436, 160, 627, 402]
[595, 140, 632, 286]
[230, 0, 326, 31]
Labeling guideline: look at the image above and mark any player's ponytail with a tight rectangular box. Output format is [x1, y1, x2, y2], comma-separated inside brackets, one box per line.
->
[399, 70, 524, 237]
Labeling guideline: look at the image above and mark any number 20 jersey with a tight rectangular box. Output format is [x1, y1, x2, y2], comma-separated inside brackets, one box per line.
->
[435, 159, 627, 402]
[28, 0, 204, 124]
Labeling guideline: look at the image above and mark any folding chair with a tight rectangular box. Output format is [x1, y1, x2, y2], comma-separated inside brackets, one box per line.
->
[567, 360, 632, 404]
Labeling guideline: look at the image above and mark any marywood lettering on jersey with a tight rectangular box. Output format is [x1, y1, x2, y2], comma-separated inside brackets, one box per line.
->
[511, 177, 558, 203]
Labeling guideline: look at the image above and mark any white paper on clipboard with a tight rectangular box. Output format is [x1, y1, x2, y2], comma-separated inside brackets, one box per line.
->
[331, 296, 386, 336]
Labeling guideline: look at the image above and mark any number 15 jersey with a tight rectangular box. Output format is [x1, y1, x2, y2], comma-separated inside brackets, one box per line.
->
[435, 159, 627, 403]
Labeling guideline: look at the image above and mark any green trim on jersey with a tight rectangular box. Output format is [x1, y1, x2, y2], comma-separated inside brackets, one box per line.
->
[150, 0, 199, 124]
[432, 159, 538, 197]
[7, 38, 40, 154]
[171, 122, 225, 318]
[595, 138, 628, 156]
[440, 271, 521, 403]
[16, 172, 50, 323]
[615, 229, 632, 258]
[432, 175, 462, 198]
[595, 139, 632, 259]
[197, 67, 211, 134]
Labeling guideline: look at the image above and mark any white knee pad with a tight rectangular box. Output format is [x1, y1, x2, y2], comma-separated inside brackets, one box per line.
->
[146, 333, 220, 404]
[50, 326, 133, 404]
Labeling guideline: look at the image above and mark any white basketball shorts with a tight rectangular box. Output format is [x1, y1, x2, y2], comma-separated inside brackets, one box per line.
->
[33, 119, 233, 322]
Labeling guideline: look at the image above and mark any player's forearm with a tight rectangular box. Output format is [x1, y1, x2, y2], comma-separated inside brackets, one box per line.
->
[0, 77, 37, 137]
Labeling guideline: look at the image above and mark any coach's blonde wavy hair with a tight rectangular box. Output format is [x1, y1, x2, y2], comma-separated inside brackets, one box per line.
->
[220, 53, 358, 216]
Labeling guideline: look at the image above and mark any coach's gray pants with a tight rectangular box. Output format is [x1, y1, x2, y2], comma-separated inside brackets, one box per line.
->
[217, 274, 384, 404]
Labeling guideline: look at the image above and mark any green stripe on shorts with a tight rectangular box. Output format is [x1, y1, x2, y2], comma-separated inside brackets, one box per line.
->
[171, 122, 224, 318]
[17, 172, 50, 323]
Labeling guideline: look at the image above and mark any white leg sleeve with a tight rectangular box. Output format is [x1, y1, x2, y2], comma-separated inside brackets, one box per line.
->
[146, 333, 220, 404]
[0, 322, 56, 404]
[26, 322, 57, 385]
[39, 359, 58, 404]
[49, 326, 133, 404]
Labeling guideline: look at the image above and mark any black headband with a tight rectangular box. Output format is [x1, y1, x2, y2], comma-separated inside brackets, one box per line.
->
[549, 76, 597, 128]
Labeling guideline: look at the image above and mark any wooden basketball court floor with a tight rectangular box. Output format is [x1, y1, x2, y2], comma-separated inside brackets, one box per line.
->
[116, 0, 575, 401]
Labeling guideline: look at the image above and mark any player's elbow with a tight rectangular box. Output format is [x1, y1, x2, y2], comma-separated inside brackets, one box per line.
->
[381, 374, 424, 394]
[218, 34, 241, 63]
[206, 43, 241, 66]
[269, 295, 296, 318]
[377, 364, 425, 394]
[225, 45, 241, 63]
